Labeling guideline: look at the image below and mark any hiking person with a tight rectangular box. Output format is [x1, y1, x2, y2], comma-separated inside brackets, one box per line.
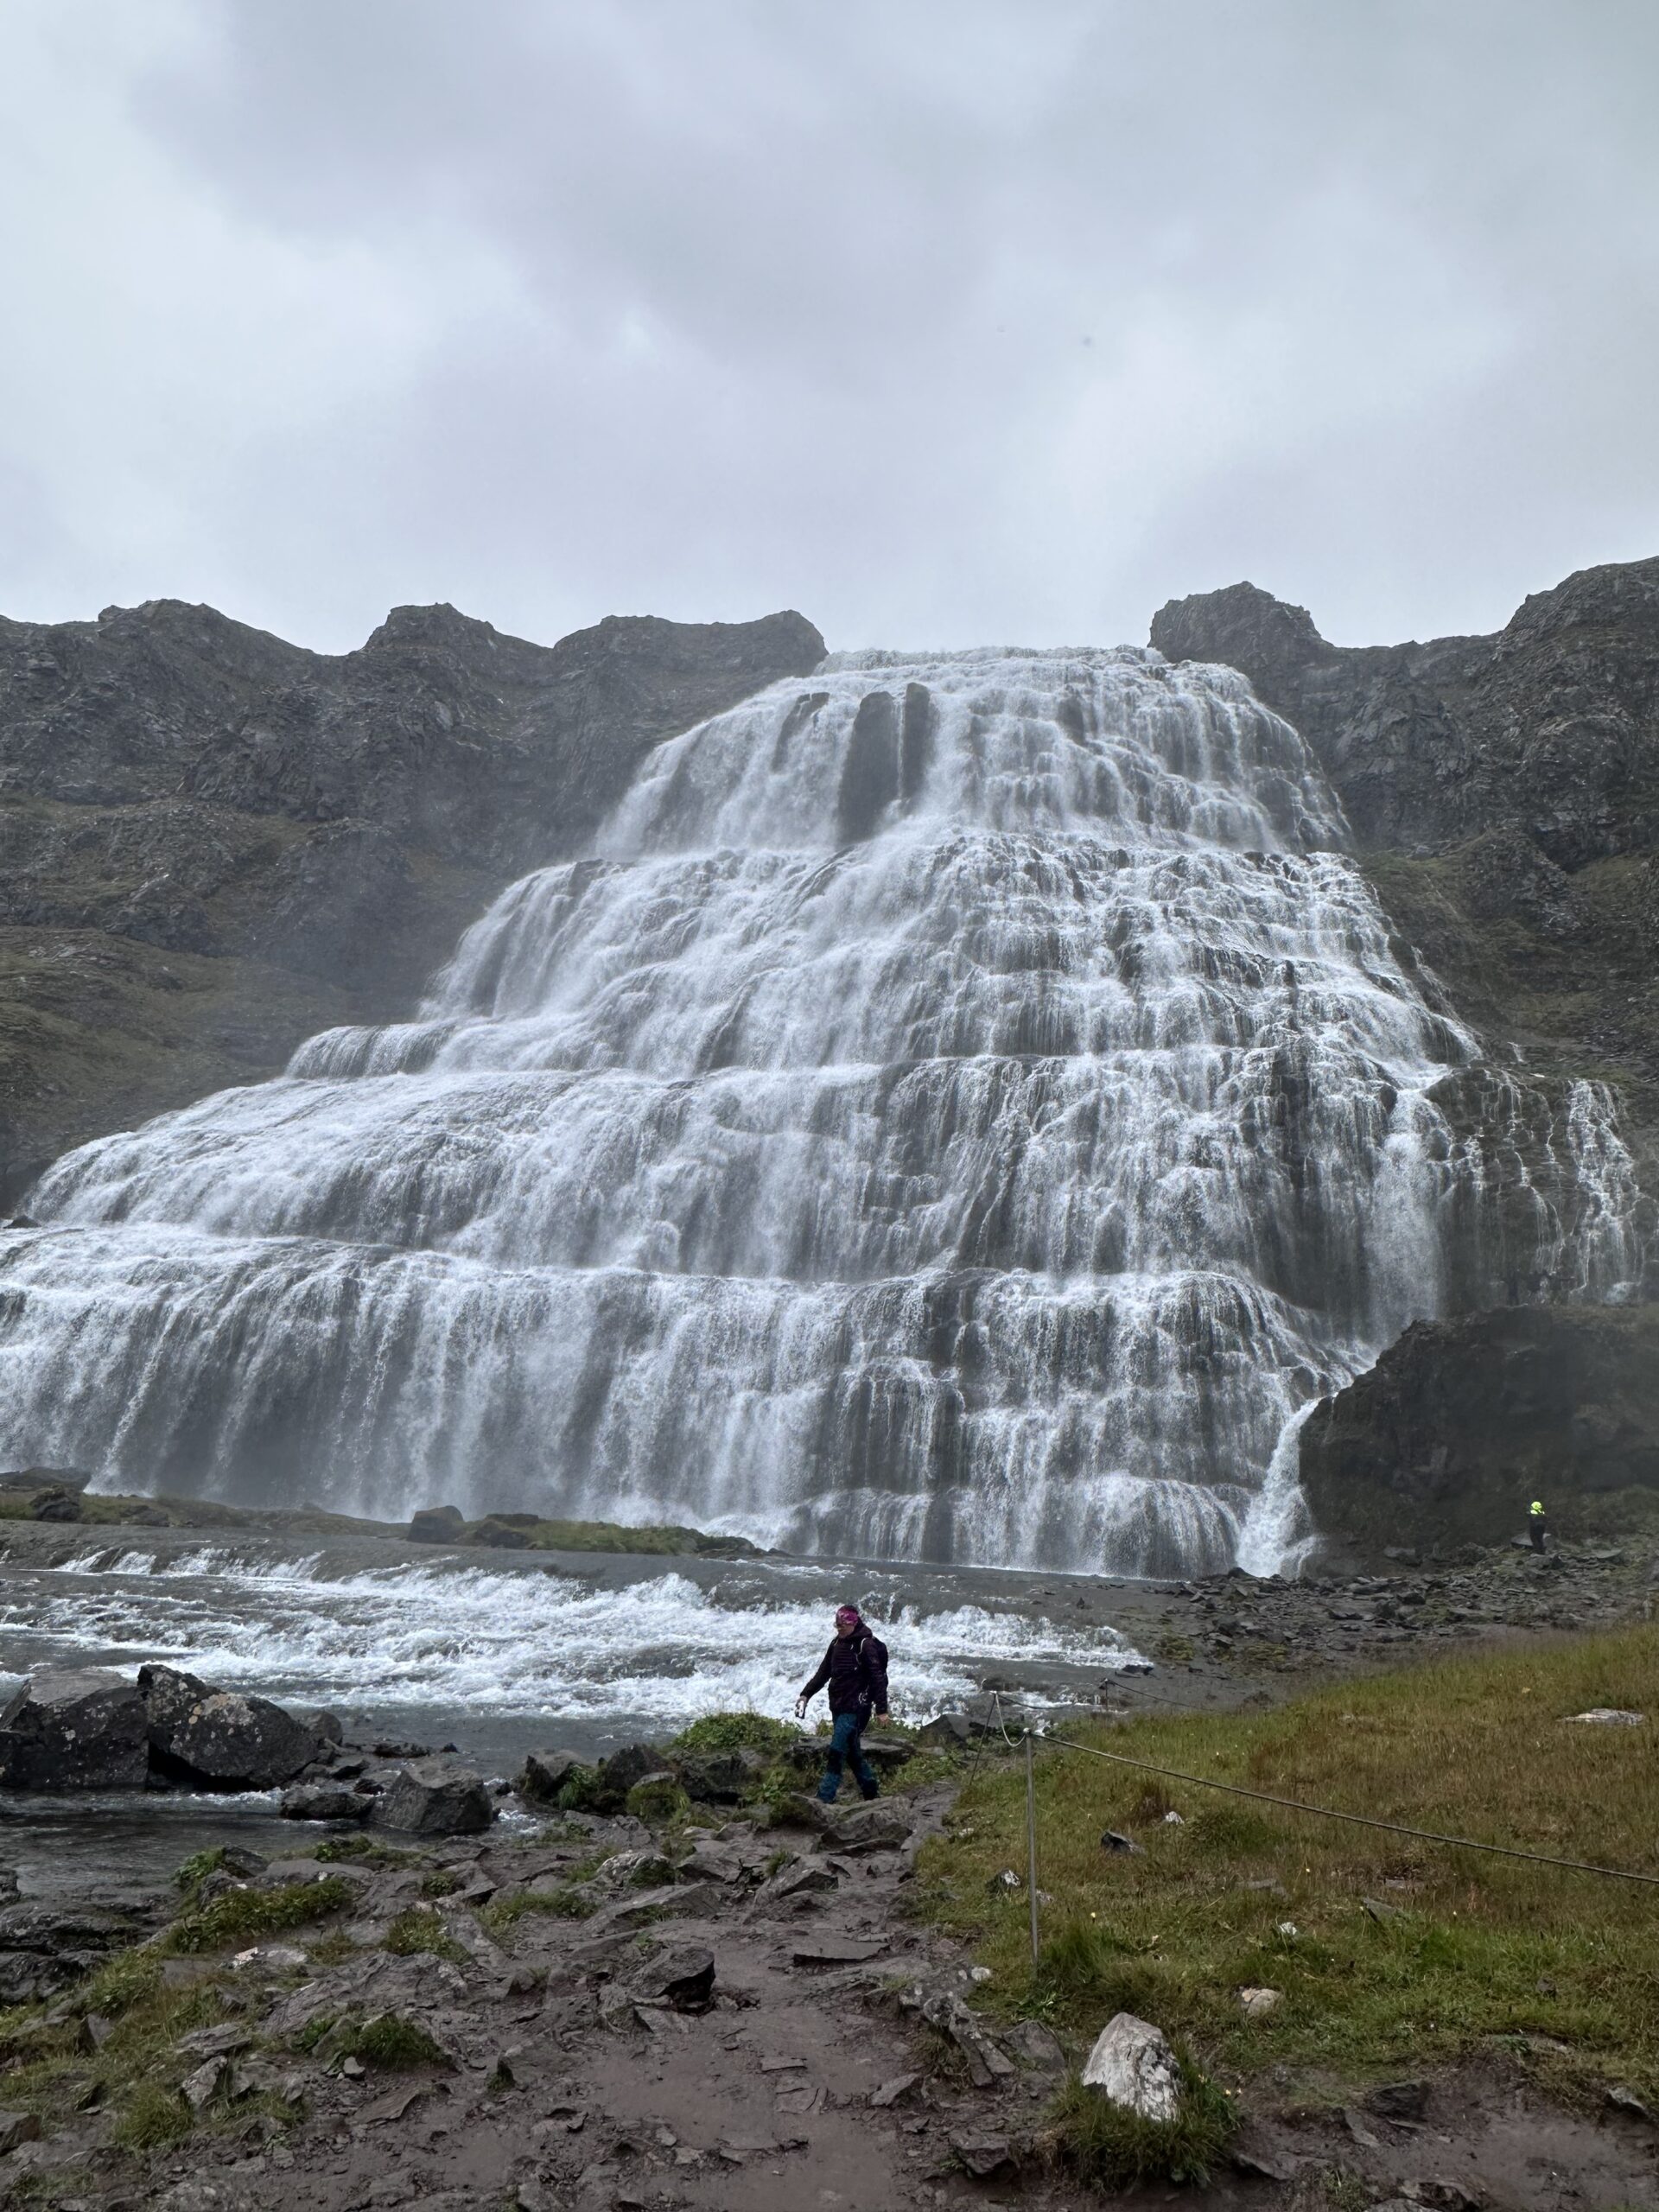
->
[794, 1603, 889, 1803]
[1529, 1498, 1549, 1553]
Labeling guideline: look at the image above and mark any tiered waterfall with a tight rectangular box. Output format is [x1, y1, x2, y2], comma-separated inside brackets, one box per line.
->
[0, 649, 1643, 1572]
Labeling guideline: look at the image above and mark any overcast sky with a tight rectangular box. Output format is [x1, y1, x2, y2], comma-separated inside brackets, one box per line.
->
[4, 3, 1656, 657]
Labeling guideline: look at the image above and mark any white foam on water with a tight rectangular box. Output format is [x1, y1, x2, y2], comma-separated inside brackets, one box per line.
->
[0, 1550, 1142, 1726]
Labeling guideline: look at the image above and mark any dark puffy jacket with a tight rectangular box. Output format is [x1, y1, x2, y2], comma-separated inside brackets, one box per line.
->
[801, 1625, 889, 1719]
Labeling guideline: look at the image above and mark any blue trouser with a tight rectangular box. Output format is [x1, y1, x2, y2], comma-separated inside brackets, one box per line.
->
[817, 1710, 879, 1803]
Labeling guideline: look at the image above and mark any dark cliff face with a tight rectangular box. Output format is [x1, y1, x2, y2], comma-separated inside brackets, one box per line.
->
[1154, 563, 1659, 1553]
[1300, 1303, 1659, 1554]
[0, 600, 823, 1198]
[1152, 561, 1659, 866]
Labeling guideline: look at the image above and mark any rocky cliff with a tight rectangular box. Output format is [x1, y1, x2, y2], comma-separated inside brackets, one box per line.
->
[0, 601, 823, 1200]
[1300, 1303, 1659, 1553]
[1151, 560, 1659, 1548]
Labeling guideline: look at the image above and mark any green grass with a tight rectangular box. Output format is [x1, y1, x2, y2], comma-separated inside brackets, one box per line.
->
[383, 1907, 467, 1961]
[162, 1875, 358, 1955]
[918, 1624, 1659, 2108]
[1046, 2059, 1236, 2188]
[114, 2077, 194, 2151]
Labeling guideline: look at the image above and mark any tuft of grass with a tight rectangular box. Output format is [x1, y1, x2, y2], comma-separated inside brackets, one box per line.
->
[115, 2077, 194, 2151]
[383, 1907, 467, 1961]
[482, 1883, 596, 1935]
[667, 1710, 798, 1757]
[350, 2012, 448, 2070]
[79, 1948, 166, 2018]
[173, 1846, 229, 1897]
[1047, 2062, 1236, 2188]
[918, 1624, 1659, 2107]
[313, 1834, 405, 1866]
[163, 1876, 358, 1955]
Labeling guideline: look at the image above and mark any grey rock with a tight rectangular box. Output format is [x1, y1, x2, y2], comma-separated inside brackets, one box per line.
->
[950, 2132, 1013, 2178]
[370, 1756, 494, 1835]
[139, 1662, 317, 1790]
[518, 1748, 586, 1802]
[280, 1782, 371, 1822]
[790, 1933, 886, 1966]
[628, 1943, 715, 2011]
[0, 2110, 42, 2155]
[670, 1747, 750, 1803]
[1080, 2012, 1182, 2121]
[597, 1743, 662, 1805]
[0, 1666, 149, 1789]
[28, 1485, 80, 1522]
[409, 1505, 466, 1543]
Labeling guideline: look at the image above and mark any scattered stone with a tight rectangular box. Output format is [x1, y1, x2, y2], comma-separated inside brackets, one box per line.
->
[1162, 1809, 1185, 1825]
[1002, 2017, 1066, 2075]
[819, 1802, 911, 1853]
[916, 1711, 976, 1749]
[587, 1880, 718, 1932]
[371, 1756, 493, 1835]
[409, 1505, 466, 1543]
[677, 1840, 748, 1885]
[790, 1935, 887, 1966]
[139, 1663, 317, 1790]
[518, 1748, 585, 1802]
[0, 1667, 149, 1790]
[950, 2133, 1013, 2178]
[472, 1517, 532, 1549]
[1238, 1986, 1281, 2017]
[1099, 1829, 1141, 1855]
[901, 1985, 1014, 2088]
[1367, 2078, 1431, 2121]
[29, 1486, 80, 1522]
[1564, 1708, 1646, 1726]
[629, 1944, 715, 2011]
[181, 2056, 230, 2112]
[870, 2071, 920, 2107]
[0, 2110, 42, 2155]
[756, 1856, 838, 1907]
[597, 1743, 662, 1805]
[1230, 2130, 1299, 2182]
[1080, 2012, 1182, 2122]
[671, 1747, 751, 1803]
[281, 1782, 370, 1822]
[1362, 1895, 1405, 1923]
[1605, 2085, 1653, 2123]
[231, 1943, 308, 1974]
[1342, 2105, 1381, 2148]
[990, 1868, 1022, 1894]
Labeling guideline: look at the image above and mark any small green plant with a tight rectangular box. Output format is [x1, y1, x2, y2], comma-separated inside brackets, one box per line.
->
[418, 1869, 461, 1899]
[625, 1775, 689, 1823]
[482, 1884, 594, 1934]
[164, 1876, 358, 1955]
[383, 1908, 466, 1961]
[79, 1948, 165, 2018]
[1047, 2063, 1236, 2189]
[668, 1710, 797, 1757]
[173, 1847, 229, 1897]
[313, 1834, 390, 1865]
[115, 2078, 193, 2152]
[351, 2012, 448, 2070]
[554, 1765, 607, 1813]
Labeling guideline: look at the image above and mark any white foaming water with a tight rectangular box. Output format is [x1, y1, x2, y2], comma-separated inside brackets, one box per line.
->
[0, 1548, 1138, 1727]
[0, 649, 1645, 1572]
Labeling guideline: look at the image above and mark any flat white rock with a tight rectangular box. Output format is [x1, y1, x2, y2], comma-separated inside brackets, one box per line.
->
[1238, 1986, 1282, 2017]
[1564, 1709, 1645, 1726]
[1080, 2011, 1182, 2122]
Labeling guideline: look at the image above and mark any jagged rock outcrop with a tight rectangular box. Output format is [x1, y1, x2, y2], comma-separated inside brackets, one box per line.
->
[0, 600, 823, 1197]
[1151, 560, 1659, 867]
[1300, 1303, 1659, 1553]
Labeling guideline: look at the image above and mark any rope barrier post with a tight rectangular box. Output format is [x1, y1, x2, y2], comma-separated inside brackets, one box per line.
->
[1025, 1726, 1040, 1972]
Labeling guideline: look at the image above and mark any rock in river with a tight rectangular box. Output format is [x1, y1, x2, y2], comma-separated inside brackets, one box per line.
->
[139, 1662, 319, 1791]
[0, 1667, 149, 1790]
[371, 1755, 493, 1835]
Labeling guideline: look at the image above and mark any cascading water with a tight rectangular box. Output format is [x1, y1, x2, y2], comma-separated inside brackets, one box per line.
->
[0, 649, 1643, 1573]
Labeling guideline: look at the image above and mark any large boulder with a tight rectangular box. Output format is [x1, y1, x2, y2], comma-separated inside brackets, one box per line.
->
[0, 1668, 149, 1790]
[138, 1663, 317, 1791]
[370, 1756, 493, 1836]
[1301, 1303, 1659, 1554]
[409, 1504, 466, 1543]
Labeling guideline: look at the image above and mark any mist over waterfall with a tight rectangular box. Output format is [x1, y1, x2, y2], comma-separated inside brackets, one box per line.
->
[0, 649, 1642, 1573]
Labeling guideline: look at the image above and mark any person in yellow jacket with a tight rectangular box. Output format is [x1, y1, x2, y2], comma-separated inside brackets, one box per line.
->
[1529, 1498, 1548, 1554]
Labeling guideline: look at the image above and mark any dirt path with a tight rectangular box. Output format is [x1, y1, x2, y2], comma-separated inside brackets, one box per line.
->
[6, 1770, 1657, 2212]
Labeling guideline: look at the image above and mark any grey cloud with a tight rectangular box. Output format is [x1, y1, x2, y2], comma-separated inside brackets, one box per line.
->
[2, 0, 1656, 654]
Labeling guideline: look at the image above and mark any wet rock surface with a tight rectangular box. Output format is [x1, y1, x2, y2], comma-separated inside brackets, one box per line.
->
[1301, 1302, 1659, 1554]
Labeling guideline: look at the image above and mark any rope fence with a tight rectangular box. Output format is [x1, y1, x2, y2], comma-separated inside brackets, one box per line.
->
[976, 1692, 1659, 1966]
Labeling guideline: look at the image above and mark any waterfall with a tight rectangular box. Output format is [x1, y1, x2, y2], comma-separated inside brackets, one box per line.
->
[0, 648, 1642, 1573]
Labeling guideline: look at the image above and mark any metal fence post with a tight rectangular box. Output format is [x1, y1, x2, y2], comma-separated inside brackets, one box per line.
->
[1025, 1726, 1040, 1971]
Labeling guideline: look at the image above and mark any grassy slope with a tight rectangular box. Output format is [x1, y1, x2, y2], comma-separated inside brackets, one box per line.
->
[918, 1625, 1659, 2107]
